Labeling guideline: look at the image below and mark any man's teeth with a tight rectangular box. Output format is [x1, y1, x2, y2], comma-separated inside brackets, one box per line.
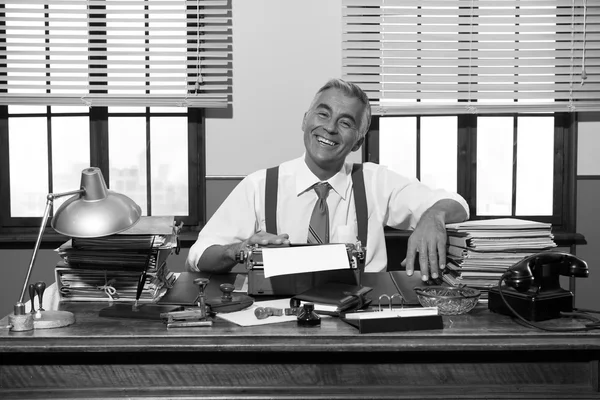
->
[317, 137, 336, 146]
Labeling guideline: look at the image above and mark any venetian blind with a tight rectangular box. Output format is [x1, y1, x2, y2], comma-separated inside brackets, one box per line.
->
[343, 0, 599, 115]
[0, 0, 231, 108]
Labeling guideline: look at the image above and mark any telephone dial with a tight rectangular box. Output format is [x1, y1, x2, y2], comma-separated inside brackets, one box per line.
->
[488, 251, 589, 322]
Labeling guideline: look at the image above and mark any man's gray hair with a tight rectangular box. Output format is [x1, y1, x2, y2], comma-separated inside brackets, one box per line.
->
[308, 78, 372, 140]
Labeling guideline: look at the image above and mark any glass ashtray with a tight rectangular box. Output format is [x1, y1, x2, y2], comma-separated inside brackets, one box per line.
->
[414, 286, 481, 315]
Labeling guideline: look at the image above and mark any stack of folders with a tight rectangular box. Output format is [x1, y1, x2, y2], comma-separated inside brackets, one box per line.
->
[443, 218, 557, 302]
[55, 216, 180, 303]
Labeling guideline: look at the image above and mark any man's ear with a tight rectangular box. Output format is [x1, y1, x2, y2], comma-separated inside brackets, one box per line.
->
[352, 136, 365, 152]
[301, 112, 307, 131]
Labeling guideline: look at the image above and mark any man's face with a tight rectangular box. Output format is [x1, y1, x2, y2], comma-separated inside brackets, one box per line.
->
[302, 87, 365, 178]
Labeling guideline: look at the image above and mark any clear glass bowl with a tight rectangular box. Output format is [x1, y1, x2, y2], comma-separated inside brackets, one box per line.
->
[414, 286, 481, 315]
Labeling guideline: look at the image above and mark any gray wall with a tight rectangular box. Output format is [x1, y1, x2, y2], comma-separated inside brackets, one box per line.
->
[575, 180, 600, 309]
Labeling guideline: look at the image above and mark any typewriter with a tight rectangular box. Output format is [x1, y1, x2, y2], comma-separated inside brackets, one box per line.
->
[235, 242, 366, 296]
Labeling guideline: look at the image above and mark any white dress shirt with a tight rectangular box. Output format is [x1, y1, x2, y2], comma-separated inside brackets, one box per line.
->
[187, 155, 470, 272]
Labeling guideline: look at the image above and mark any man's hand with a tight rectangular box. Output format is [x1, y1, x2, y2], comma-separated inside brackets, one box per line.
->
[245, 230, 291, 247]
[402, 211, 447, 281]
[193, 231, 291, 274]
[401, 199, 468, 281]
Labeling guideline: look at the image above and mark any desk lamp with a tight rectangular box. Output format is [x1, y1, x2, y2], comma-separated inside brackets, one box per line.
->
[8, 167, 142, 332]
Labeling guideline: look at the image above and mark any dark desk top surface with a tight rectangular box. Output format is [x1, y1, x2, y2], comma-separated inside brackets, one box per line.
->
[2, 302, 600, 353]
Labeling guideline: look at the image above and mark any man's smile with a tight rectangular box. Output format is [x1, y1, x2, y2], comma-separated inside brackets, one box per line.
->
[316, 136, 337, 147]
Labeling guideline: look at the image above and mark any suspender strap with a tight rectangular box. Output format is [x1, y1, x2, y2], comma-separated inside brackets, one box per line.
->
[351, 163, 368, 249]
[264, 163, 368, 249]
[265, 166, 279, 234]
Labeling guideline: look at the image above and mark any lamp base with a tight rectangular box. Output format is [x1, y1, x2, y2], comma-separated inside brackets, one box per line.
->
[33, 310, 75, 329]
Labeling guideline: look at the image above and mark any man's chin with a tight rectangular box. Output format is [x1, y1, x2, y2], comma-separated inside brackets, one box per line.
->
[311, 155, 345, 171]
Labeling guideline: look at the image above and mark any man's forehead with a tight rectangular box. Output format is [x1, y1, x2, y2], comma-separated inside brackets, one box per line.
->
[313, 87, 364, 115]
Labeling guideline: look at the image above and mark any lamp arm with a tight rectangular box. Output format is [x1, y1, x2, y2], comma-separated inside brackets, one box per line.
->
[18, 189, 85, 304]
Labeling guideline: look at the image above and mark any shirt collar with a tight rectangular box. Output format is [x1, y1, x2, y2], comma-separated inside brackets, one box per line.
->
[295, 154, 353, 200]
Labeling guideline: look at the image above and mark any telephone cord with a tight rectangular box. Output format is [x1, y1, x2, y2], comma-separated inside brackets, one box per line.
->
[498, 278, 600, 332]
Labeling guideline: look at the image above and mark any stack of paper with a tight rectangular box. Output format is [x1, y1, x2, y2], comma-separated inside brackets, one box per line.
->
[55, 216, 179, 303]
[443, 218, 557, 301]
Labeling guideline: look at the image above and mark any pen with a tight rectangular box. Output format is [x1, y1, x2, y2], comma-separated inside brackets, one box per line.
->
[134, 268, 147, 310]
[167, 321, 213, 328]
[135, 237, 155, 310]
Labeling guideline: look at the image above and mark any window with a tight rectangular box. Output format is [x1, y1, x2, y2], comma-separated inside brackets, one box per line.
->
[0, 0, 232, 232]
[0, 106, 205, 231]
[366, 113, 575, 231]
[344, 0, 596, 233]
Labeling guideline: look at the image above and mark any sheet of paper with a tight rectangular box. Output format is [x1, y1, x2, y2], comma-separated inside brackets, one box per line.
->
[261, 244, 350, 278]
[216, 298, 298, 327]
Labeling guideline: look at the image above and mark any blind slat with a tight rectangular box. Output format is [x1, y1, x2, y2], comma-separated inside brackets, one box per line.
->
[3, 0, 228, 5]
[0, 94, 229, 108]
[1, 0, 232, 108]
[345, 72, 599, 83]
[0, 67, 231, 75]
[2, 59, 230, 67]
[343, 0, 600, 114]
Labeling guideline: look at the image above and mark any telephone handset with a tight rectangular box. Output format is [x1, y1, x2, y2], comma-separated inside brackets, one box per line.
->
[488, 251, 589, 322]
[504, 251, 589, 292]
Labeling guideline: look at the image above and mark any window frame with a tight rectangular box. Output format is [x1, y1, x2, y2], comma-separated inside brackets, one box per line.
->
[364, 112, 577, 234]
[0, 105, 206, 234]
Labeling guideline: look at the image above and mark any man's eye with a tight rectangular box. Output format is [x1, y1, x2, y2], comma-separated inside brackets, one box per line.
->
[340, 120, 353, 129]
[318, 112, 328, 118]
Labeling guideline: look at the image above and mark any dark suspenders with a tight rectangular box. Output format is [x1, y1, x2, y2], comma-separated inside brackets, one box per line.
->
[265, 166, 279, 235]
[264, 164, 368, 248]
[351, 163, 368, 249]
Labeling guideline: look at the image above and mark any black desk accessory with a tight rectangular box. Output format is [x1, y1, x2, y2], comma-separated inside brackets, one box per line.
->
[488, 251, 589, 323]
[291, 282, 372, 316]
[342, 313, 443, 334]
[206, 283, 254, 313]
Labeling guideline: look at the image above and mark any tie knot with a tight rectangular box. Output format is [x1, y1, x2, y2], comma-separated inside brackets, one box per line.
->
[313, 182, 331, 200]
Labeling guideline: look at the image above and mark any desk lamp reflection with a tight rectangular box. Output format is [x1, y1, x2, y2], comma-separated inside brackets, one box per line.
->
[8, 167, 142, 332]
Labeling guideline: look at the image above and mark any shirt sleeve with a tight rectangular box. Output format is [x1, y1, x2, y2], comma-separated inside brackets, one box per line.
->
[185, 173, 262, 271]
[365, 163, 470, 230]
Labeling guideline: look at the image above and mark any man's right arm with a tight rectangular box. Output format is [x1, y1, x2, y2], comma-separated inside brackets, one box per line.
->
[190, 231, 291, 274]
[192, 242, 248, 274]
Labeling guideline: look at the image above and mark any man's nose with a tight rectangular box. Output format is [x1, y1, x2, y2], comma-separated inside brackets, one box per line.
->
[323, 119, 338, 134]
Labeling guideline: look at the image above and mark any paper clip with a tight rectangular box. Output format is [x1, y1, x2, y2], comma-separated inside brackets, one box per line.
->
[378, 293, 404, 311]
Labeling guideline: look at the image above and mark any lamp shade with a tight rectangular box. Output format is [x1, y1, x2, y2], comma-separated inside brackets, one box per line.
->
[52, 167, 142, 238]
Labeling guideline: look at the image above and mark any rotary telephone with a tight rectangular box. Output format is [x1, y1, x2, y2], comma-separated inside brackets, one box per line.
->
[488, 251, 589, 322]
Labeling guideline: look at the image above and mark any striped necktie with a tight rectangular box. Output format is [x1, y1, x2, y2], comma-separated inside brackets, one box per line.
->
[307, 182, 331, 244]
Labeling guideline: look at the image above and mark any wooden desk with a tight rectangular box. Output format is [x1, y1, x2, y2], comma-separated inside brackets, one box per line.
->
[1, 302, 599, 399]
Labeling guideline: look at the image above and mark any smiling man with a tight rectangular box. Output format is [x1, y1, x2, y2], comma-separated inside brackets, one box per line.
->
[186, 79, 469, 279]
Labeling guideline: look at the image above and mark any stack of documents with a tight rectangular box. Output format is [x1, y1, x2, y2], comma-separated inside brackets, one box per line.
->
[443, 218, 557, 301]
[55, 216, 179, 303]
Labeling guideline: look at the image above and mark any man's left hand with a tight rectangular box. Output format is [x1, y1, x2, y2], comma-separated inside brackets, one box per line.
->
[403, 210, 448, 281]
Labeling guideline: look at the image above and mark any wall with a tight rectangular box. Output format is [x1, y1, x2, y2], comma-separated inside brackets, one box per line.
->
[205, 0, 347, 176]
[574, 113, 600, 309]
[0, 0, 598, 316]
